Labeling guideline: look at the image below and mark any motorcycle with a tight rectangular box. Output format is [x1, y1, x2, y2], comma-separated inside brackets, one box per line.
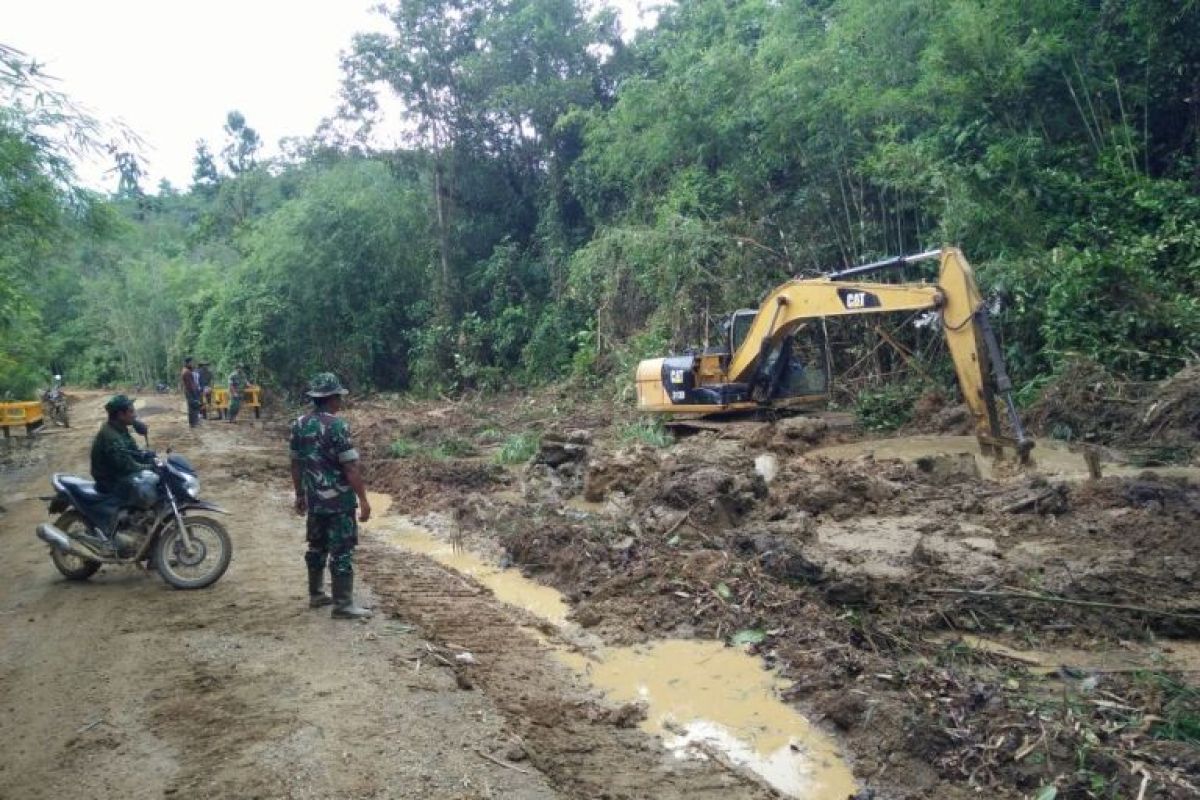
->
[40, 386, 69, 428]
[35, 422, 232, 589]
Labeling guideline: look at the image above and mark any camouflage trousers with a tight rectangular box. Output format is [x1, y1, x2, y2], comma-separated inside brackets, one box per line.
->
[304, 511, 358, 576]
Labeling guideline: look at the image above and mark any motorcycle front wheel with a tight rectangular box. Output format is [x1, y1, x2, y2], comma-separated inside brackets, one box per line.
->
[153, 516, 232, 590]
[49, 510, 102, 581]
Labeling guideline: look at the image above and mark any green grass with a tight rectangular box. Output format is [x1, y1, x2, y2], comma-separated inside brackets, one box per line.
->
[494, 431, 540, 465]
[618, 418, 673, 448]
[390, 435, 478, 459]
[433, 436, 478, 458]
[389, 438, 419, 458]
[474, 427, 505, 444]
[1141, 673, 1200, 743]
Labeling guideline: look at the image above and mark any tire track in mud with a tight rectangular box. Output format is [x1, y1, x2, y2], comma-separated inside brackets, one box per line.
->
[356, 536, 776, 800]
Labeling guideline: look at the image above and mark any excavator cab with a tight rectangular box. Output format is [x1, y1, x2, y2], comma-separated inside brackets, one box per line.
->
[724, 309, 758, 356]
[640, 313, 830, 412]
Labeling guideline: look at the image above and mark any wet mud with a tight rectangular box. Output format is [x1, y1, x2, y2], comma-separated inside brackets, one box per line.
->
[347, 380, 1200, 800]
[365, 502, 856, 798]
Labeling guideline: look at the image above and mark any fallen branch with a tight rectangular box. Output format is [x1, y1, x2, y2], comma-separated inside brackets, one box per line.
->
[928, 588, 1200, 621]
[475, 748, 532, 775]
[661, 501, 705, 539]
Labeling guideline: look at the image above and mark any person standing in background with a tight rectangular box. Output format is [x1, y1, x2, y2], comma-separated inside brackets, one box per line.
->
[227, 364, 247, 423]
[197, 361, 214, 417]
[180, 356, 201, 428]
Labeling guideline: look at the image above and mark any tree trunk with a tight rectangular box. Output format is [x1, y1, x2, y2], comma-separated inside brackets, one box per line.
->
[432, 155, 453, 322]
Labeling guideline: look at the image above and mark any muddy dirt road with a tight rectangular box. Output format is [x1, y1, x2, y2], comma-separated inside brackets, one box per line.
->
[0, 394, 791, 800]
[0, 394, 559, 799]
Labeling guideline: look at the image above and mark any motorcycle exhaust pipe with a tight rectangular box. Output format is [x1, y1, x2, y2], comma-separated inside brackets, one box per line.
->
[36, 523, 101, 560]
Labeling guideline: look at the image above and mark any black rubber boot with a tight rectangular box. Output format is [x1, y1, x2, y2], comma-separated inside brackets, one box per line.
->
[308, 567, 333, 608]
[330, 572, 373, 620]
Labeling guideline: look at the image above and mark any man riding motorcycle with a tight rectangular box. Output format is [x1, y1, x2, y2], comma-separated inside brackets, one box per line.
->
[90, 394, 154, 545]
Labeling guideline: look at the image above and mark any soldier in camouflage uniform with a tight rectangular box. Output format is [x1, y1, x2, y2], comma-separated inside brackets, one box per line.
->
[289, 372, 373, 619]
[90, 394, 153, 539]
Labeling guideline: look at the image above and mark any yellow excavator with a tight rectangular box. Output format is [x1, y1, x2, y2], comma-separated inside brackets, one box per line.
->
[635, 247, 1033, 460]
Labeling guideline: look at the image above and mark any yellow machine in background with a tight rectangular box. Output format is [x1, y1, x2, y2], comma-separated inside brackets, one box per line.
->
[636, 247, 1033, 459]
[208, 385, 263, 419]
[0, 401, 44, 438]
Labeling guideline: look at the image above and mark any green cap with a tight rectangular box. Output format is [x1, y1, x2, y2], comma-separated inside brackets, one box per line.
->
[306, 372, 348, 398]
[104, 394, 135, 413]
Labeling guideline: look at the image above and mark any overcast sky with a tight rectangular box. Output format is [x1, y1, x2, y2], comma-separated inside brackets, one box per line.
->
[6, 0, 652, 194]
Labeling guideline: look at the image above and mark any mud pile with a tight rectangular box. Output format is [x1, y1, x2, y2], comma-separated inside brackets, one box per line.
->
[491, 428, 1200, 799]
[1030, 361, 1200, 463]
[345, 389, 1199, 798]
[343, 403, 510, 513]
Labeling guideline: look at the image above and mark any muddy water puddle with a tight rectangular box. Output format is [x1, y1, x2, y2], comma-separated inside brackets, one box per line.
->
[555, 641, 856, 798]
[809, 434, 1200, 482]
[363, 493, 856, 799]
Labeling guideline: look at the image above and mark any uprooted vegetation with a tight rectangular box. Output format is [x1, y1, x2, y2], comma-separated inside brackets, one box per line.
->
[347, 365, 1200, 799]
[1027, 361, 1200, 465]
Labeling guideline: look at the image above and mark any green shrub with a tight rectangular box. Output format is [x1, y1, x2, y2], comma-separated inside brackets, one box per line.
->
[433, 436, 478, 458]
[389, 438, 419, 458]
[618, 417, 673, 448]
[855, 382, 925, 432]
[494, 431, 540, 465]
[1142, 673, 1200, 744]
[474, 427, 505, 444]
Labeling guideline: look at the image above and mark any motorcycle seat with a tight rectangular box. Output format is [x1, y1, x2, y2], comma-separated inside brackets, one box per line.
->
[55, 474, 108, 508]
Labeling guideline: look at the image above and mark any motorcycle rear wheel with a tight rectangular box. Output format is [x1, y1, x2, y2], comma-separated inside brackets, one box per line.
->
[154, 516, 232, 590]
[49, 511, 102, 581]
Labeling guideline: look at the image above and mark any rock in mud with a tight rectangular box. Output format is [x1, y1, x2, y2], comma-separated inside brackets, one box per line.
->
[819, 693, 867, 731]
[775, 416, 829, 443]
[658, 467, 735, 508]
[503, 741, 529, 762]
[823, 577, 874, 608]
[534, 438, 588, 468]
[733, 529, 823, 582]
[932, 404, 971, 433]
[582, 444, 659, 502]
[571, 605, 603, 628]
[913, 452, 979, 480]
[606, 701, 648, 729]
[564, 428, 593, 445]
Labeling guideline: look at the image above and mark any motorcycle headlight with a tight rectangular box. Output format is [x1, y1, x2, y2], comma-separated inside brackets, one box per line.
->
[182, 473, 200, 500]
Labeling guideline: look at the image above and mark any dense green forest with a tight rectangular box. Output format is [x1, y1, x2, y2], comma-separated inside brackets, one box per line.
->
[2, 0, 1198, 402]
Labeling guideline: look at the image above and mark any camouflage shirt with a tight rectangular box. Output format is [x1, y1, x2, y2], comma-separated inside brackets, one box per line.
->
[289, 411, 359, 515]
[91, 422, 144, 491]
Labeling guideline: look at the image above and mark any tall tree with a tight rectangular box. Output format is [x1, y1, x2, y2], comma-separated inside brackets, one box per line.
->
[191, 139, 220, 194]
[221, 110, 261, 175]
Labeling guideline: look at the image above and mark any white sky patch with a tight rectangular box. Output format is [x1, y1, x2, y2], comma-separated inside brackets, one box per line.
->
[4, 0, 659, 194]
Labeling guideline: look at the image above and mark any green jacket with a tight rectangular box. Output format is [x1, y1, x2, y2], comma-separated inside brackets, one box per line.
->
[289, 411, 359, 515]
[90, 422, 144, 491]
